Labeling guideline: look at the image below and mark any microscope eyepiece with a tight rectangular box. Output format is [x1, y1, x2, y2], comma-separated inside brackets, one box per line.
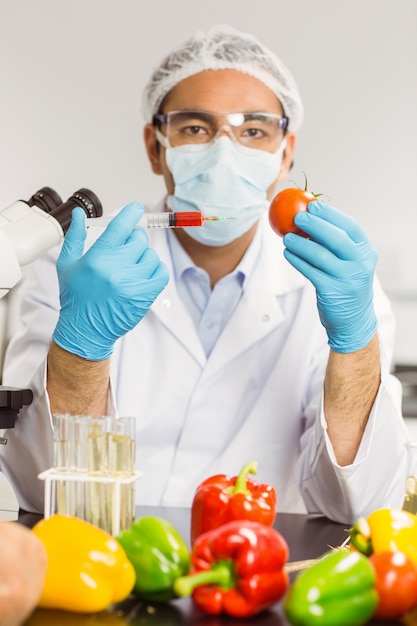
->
[47, 188, 103, 233]
[25, 186, 103, 233]
[27, 187, 63, 213]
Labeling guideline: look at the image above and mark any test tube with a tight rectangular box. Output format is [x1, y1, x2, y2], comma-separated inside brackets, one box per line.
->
[107, 417, 136, 533]
[68, 416, 88, 519]
[53, 413, 71, 515]
[85, 416, 110, 531]
[402, 442, 417, 514]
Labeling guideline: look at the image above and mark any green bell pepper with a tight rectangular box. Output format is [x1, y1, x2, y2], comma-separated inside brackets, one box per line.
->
[117, 516, 190, 602]
[284, 550, 378, 626]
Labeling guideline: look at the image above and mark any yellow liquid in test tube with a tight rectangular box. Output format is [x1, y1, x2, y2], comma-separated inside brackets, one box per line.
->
[108, 425, 136, 533]
[402, 443, 417, 516]
[86, 424, 110, 531]
[53, 414, 72, 516]
[402, 476, 417, 514]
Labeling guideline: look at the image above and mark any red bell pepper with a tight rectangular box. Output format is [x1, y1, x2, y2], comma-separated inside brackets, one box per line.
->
[173, 520, 289, 618]
[191, 460, 276, 544]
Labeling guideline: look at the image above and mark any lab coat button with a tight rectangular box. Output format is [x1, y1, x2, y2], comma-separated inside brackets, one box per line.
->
[262, 314, 270, 322]
[162, 299, 171, 309]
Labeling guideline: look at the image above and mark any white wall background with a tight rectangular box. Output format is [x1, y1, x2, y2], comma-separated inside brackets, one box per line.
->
[1, 0, 416, 363]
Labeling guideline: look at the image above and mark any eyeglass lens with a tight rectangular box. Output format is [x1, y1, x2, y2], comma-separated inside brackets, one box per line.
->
[157, 110, 287, 150]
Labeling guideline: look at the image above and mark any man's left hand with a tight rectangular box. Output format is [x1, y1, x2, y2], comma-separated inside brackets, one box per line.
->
[283, 201, 378, 353]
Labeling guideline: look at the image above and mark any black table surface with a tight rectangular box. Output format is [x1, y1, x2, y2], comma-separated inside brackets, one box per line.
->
[18, 506, 417, 626]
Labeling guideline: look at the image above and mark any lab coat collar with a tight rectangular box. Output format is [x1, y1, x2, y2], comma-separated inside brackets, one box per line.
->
[145, 203, 207, 364]
[202, 214, 306, 372]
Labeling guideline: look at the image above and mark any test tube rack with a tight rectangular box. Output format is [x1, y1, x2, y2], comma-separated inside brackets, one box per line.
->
[38, 468, 143, 536]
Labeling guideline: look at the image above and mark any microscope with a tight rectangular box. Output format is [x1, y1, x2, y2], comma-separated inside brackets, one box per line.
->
[0, 187, 102, 518]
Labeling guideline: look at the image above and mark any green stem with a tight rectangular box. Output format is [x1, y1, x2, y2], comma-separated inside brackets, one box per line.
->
[349, 517, 373, 556]
[174, 562, 233, 597]
[230, 461, 258, 496]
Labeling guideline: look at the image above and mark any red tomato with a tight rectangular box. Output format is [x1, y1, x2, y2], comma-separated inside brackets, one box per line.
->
[268, 187, 315, 238]
[370, 551, 417, 620]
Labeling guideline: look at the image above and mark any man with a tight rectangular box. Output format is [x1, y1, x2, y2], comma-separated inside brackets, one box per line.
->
[0, 25, 410, 523]
[0, 522, 47, 626]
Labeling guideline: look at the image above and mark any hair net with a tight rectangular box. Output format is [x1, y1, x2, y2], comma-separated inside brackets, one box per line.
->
[141, 25, 304, 132]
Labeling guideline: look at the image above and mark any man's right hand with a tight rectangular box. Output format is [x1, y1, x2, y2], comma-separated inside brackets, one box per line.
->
[52, 202, 169, 361]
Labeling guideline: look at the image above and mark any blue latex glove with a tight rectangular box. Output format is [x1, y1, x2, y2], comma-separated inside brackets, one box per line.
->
[283, 201, 378, 353]
[53, 202, 169, 360]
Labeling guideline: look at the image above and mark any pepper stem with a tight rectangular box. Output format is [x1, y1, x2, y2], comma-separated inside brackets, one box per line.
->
[174, 562, 233, 597]
[349, 517, 373, 556]
[229, 461, 258, 496]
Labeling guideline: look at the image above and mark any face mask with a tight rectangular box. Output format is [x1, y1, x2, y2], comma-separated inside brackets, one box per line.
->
[164, 136, 286, 246]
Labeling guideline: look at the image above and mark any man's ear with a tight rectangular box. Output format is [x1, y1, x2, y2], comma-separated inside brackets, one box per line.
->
[144, 124, 163, 175]
[278, 132, 296, 182]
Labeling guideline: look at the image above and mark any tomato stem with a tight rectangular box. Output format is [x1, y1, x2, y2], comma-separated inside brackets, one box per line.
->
[289, 172, 322, 199]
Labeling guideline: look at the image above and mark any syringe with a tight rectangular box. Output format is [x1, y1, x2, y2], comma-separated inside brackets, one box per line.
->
[86, 211, 234, 229]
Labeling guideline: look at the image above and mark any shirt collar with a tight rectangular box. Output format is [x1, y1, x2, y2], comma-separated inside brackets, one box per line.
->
[166, 223, 262, 289]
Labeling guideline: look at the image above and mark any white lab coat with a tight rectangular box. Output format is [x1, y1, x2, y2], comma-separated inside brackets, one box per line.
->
[0, 207, 411, 523]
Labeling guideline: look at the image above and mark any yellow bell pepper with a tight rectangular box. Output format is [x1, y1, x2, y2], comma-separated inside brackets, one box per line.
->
[350, 508, 417, 565]
[32, 514, 135, 613]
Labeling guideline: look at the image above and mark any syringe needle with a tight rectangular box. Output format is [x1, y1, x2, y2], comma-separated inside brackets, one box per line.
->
[204, 216, 236, 222]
